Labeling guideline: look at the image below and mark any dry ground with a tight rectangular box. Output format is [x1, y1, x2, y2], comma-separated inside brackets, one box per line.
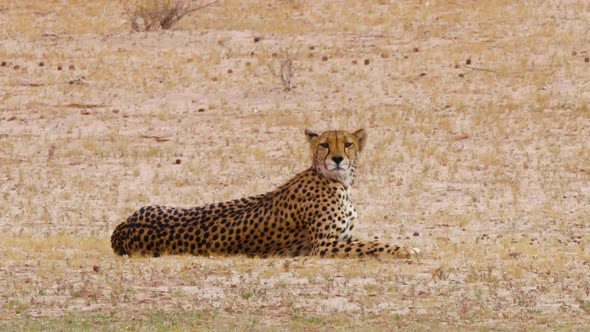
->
[1, 0, 589, 330]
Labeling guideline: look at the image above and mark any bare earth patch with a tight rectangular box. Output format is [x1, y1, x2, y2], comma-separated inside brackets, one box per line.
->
[0, 1, 589, 330]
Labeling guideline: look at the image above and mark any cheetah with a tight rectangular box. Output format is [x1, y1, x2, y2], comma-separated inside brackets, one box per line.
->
[111, 129, 419, 258]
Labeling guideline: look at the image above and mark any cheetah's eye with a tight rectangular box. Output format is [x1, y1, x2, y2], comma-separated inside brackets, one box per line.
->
[319, 143, 329, 149]
[344, 142, 353, 148]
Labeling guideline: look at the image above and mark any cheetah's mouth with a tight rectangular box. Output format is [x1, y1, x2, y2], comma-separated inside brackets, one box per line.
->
[325, 160, 350, 172]
[328, 165, 347, 172]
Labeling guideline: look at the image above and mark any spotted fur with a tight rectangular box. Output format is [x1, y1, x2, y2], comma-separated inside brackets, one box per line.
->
[111, 129, 418, 258]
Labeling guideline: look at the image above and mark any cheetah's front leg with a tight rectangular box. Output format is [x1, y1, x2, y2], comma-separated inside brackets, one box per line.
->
[311, 237, 419, 259]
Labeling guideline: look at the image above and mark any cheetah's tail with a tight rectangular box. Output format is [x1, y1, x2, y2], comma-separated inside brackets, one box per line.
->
[110, 222, 129, 256]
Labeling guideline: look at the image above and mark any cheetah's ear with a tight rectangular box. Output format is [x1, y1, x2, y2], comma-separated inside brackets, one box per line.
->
[305, 129, 319, 141]
[353, 129, 367, 152]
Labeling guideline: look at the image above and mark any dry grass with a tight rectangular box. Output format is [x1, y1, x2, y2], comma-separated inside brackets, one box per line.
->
[1, 0, 589, 330]
[124, 0, 219, 32]
[267, 48, 297, 91]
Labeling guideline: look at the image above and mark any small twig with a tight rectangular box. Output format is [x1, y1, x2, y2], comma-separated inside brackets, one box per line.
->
[140, 134, 172, 142]
[42, 32, 59, 39]
[465, 65, 498, 73]
[185, 0, 220, 14]
[249, 43, 260, 56]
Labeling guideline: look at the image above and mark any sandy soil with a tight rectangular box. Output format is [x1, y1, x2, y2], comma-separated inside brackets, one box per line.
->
[0, 1, 589, 330]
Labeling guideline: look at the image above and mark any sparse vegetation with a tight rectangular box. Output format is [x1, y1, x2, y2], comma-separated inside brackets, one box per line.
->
[267, 48, 297, 91]
[125, 0, 218, 31]
[0, 0, 589, 330]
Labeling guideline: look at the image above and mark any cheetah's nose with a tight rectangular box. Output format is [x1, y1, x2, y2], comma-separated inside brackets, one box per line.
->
[332, 156, 344, 165]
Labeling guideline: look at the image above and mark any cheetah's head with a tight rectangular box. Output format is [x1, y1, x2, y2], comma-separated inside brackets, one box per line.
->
[305, 129, 367, 188]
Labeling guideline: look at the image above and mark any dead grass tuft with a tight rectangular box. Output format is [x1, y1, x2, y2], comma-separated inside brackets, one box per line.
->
[1, 0, 589, 330]
[267, 48, 297, 91]
[125, 0, 218, 31]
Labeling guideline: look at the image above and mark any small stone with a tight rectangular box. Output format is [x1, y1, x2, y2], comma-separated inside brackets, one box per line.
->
[322, 56, 328, 61]
[413, 47, 419, 52]
[458, 73, 464, 78]
[413, 232, 420, 237]
[352, 60, 357, 65]
[198, 108, 205, 112]
[93, 265, 100, 273]
[419, 72, 426, 76]
[57, 65, 62, 70]
[175, 159, 182, 165]
[13, 65, 20, 70]
[466, 58, 471, 65]
[364, 59, 370, 65]
[585, 57, 589, 63]
[227, 69, 233, 74]
[39, 62, 44, 67]
[0, 61, 6, 67]
[253, 36, 261, 43]
[309, 46, 315, 50]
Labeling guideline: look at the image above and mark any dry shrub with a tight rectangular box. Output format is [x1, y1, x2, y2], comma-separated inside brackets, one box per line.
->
[267, 49, 297, 91]
[126, 0, 218, 31]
